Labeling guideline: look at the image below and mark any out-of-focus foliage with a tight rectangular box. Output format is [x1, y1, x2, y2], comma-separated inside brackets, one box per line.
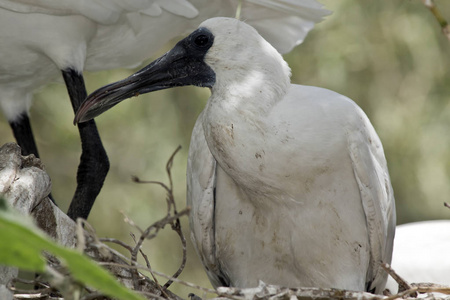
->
[0, 0, 449, 297]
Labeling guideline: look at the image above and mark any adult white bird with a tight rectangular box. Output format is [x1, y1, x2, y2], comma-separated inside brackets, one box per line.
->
[0, 0, 329, 220]
[74, 17, 396, 293]
[385, 220, 450, 294]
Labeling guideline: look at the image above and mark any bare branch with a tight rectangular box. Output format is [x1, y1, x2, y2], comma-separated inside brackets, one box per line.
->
[132, 176, 171, 195]
[166, 145, 182, 192]
[380, 262, 416, 295]
[412, 282, 450, 295]
[422, 0, 450, 40]
[7, 278, 53, 296]
[384, 287, 419, 300]
[97, 261, 217, 295]
[163, 216, 187, 290]
[100, 237, 134, 253]
[130, 146, 188, 289]
[129, 233, 169, 299]
[121, 210, 144, 234]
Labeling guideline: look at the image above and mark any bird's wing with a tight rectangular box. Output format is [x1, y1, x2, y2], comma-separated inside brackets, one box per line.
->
[184, 0, 330, 54]
[0, 0, 198, 24]
[0, 0, 124, 24]
[347, 106, 396, 293]
[145, 0, 198, 18]
[240, 0, 331, 53]
[187, 111, 224, 285]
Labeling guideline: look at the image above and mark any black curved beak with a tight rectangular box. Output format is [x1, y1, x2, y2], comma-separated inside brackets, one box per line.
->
[74, 29, 215, 124]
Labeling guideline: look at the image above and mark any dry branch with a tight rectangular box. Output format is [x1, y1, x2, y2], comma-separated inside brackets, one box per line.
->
[412, 283, 450, 295]
[131, 145, 188, 289]
[381, 263, 417, 296]
[422, 0, 450, 40]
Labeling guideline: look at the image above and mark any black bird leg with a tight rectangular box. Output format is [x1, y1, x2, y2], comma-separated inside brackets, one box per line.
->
[62, 68, 110, 221]
[10, 113, 40, 157]
[10, 113, 56, 203]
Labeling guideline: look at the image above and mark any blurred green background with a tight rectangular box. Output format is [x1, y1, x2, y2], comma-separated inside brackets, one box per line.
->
[1, 0, 449, 297]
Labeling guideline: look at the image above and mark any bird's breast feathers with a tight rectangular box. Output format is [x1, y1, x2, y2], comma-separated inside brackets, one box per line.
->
[202, 84, 365, 196]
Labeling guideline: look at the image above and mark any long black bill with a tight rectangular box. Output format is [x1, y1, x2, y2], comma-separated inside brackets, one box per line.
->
[74, 27, 215, 124]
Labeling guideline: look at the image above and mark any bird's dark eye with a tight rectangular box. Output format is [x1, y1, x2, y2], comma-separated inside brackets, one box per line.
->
[194, 34, 209, 47]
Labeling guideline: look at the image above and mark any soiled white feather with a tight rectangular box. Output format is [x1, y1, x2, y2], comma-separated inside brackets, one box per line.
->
[187, 17, 395, 292]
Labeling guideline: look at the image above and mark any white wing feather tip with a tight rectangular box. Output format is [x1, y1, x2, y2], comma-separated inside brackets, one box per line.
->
[347, 110, 396, 293]
[156, 0, 198, 18]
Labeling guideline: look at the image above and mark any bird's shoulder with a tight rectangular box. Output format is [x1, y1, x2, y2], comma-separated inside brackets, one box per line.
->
[271, 84, 373, 144]
[287, 84, 367, 124]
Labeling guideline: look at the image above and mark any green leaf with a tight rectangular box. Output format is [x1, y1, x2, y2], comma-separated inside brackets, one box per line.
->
[0, 198, 145, 300]
[0, 198, 48, 272]
[50, 247, 145, 300]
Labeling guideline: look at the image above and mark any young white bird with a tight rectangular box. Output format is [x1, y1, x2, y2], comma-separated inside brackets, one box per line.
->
[75, 17, 396, 293]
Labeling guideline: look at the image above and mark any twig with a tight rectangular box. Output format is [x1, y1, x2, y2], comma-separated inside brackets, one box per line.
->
[7, 278, 53, 295]
[121, 210, 144, 234]
[132, 176, 173, 218]
[444, 202, 450, 209]
[126, 206, 190, 292]
[163, 146, 188, 289]
[422, 0, 450, 40]
[380, 262, 416, 295]
[384, 287, 419, 300]
[99, 237, 134, 253]
[130, 246, 142, 290]
[138, 291, 172, 300]
[132, 146, 188, 289]
[13, 294, 51, 299]
[216, 282, 386, 300]
[412, 282, 450, 295]
[129, 233, 170, 299]
[97, 261, 217, 295]
[140, 248, 169, 298]
[106, 213, 144, 290]
[128, 208, 190, 261]
[165, 146, 181, 192]
[132, 145, 182, 214]
[163, 216, 187, 290]
[132, 177, 171, 194]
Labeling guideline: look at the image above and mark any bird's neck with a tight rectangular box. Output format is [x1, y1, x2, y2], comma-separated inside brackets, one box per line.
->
[205, 60, 291, 123]
[201, 68, 290, 193]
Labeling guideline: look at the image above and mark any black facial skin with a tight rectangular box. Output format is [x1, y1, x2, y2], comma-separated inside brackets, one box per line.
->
[74, 27, 215, 123]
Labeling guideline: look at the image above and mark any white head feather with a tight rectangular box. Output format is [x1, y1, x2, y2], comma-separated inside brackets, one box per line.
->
[200, 18, 291, 105]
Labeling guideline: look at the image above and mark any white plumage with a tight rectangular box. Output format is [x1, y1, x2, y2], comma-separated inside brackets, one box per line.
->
[186, 18, 395, 292]
[0, 0, 329, 122]
[0, 0, 329, 219]
[74, 17, 396, 293]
